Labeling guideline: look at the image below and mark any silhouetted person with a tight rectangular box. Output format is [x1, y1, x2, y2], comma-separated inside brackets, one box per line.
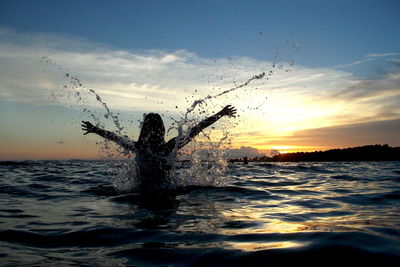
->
[243, 156, 248, 164]
[81, 105, 237, 191]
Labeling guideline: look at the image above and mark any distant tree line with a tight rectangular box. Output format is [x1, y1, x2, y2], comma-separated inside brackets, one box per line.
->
[229, 144, 400, 162]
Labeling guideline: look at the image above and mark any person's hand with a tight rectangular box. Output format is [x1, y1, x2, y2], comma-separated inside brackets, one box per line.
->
[81, 121, 98, 135]
[220, 105, 237, 117]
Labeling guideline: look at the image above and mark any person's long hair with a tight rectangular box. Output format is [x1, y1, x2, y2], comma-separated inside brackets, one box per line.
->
[138, 113, 165, 150]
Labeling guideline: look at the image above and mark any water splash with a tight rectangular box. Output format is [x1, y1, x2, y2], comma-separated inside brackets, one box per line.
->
[42, 56, 127, 159]
[87, 88, 124, 135]
[186, 72, 265, 114]
[112, 157, 139, 192]
[41, 54, 294, 193]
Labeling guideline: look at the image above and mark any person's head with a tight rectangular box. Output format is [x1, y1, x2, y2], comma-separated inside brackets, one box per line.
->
[138, 113, 165, 146]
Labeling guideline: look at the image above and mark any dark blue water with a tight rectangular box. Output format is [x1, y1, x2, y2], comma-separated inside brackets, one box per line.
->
[1, 160, 399, 266]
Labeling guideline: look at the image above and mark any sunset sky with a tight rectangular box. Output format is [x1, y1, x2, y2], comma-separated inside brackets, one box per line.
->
[1, 0, 399, 160]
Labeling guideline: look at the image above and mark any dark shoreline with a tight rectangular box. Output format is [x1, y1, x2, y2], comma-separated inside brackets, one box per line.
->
[229, 144, 400, 163]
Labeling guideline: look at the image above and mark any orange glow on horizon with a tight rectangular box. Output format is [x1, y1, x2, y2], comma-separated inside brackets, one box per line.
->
[1, 140, 333, 160]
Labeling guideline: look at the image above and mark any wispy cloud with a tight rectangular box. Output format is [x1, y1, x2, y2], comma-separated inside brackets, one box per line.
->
[1, 28, 399, 150]
[333, 52, 400, 68]
[367, 52, 400, 58]
[0, 29, 273, 111]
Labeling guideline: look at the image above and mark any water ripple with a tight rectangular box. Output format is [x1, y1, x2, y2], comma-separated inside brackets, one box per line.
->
[0, 161, 399, 265]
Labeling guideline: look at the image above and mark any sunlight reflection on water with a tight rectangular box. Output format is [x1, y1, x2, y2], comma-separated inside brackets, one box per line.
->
[0, 160, 399, 265]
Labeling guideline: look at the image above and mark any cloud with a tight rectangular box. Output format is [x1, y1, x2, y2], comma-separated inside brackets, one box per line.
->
[367, 52, 400, 58]
[266, 119, 400, 149]
[0, 28, 276, 114]
[1, 27, 399, 150]
[334, 52, 400, 68]
[56, 141, 65, 144]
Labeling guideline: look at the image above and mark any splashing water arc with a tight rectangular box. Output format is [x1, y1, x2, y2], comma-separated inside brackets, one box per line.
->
[42, 55, 288, 192]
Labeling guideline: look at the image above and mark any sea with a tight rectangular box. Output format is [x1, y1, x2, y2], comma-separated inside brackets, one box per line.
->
[1, 160, 400, 266]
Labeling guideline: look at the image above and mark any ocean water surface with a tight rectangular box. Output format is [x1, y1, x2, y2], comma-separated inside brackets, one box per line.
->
[0, 160, 399, 266]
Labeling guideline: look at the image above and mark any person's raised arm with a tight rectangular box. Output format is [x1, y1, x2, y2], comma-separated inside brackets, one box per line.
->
[188, 105, 236, 139]
[165, 105, 237, 152]
[81, 121, 136, 151]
